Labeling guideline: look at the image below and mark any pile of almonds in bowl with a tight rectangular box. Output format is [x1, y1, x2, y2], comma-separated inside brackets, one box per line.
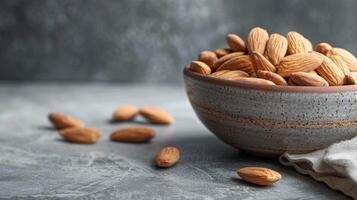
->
[189, 27, 357, 86]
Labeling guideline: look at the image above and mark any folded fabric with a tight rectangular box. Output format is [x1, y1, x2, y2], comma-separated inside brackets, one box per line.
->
[280, 136, 357, 199]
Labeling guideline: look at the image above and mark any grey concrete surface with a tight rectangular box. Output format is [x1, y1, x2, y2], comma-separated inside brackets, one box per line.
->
[0, 83, 349, 199]
[1, 0, 357, 82]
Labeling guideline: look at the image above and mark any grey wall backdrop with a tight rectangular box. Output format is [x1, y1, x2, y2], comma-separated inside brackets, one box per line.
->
[0, 0, 356, 83]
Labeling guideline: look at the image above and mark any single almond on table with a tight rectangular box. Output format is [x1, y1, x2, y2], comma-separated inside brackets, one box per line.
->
[226, 33, 247, 52]
[329, 48, 357, 72]
[251, 51, 277, 72]
[237, 167, 282, 186]
[216, 55, 254, 74]
[209, 70, 249, 80]
[277, 53, 323, 77]
[265, 33, 288, 66]
[286, 31, 312, 54]
[139, 106, 174, 125]
[198, 51, 218, 69]
[154, 147, 180, 168]
[247, 27, 269, 54]
[215, 48, 232, 58]
[315, 42, 332, 55]
[59, 127, 101, 144]
[256, 70, 287, 85]
[213, 52, 246, 70]
[189, 61, 211, 75]
[110, 127, 155, 143]
[288, 72, 329, 86]
[233, 77, 276, 86]
[48, 112, 83, 129]
[112, 106, 138, 122]
[316, 55, 345, 86]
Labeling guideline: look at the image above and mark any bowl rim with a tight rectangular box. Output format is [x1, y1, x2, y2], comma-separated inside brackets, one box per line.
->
[183, 66, 357, 93]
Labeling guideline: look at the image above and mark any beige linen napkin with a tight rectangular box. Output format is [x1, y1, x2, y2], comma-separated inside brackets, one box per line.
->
[280, 136, 357, 199]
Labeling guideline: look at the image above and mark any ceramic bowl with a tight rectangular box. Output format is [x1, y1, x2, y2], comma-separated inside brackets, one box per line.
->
[183, 66, 357, 157]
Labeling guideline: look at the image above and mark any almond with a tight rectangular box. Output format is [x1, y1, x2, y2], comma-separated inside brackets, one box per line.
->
[251, 51, 277, 72]
[289, 72, 329, 86]
[213, 52, 246, 69]
[316, 55, 345, 86]
[277, 53, 323, 77]
[247, 27, 269, 54]
[345, 72, 357, 85]
[216, 55, 254, 74]
[112, 106, 138, 122]
[287, 31, 312, 54]
[327, 48, 357, 72]
[226, 33, 247, 52]
[59, 127, 101, 144]
[256, 70, 287, 85]
[237, 167, 282, 186]
[233, 77, 276, 86]
[215, 48, 232, 58]
[189, 61, 211, 75]
[48, 112, 83, 129]
[139, 106, 174, 125]
[315, 43, 332, 55]
[154, 147, 180, 168]
[198, 51, 218, 69]
[209, 70, 249, 80]
[110, 127, 155, 143]
[265, 33, 288, 66]
[326, 49, 350, 75]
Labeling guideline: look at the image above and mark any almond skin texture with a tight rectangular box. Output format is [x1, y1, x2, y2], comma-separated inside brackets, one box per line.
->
[216, 55, 254, 74]
[316, 55, 345, 86]
[278, 53, 323, 77]
[289, 72, 329, 86]
[233, 77, 276, 86]
[247, 27, 269, 54]
[332, 48, 357, 72]
[213, 52, 246, 69]
[238, 167, 282, 186]
[48, 112, 83, 129]
[266, 33, 288, 66]
[215, 48, 232, 58]
[287, 31, 312, 54]
[226, 33, 247, 52]
[155, 147, 180, 168]
[189, 61, 211, 75]
[110, 127, 155, 143]
[251, 51, 277, 72]
[59, 127, 101, 144]
[139, 107, 174, 125]
[315, 43, 332, 55]
[198, 51, 218, 69]
[112, 106, 138, 122]
[209, 70, 249, 80]
[256, 70, 287, 85]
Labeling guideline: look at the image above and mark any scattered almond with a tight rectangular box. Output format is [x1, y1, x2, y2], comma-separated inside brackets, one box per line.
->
[216, 55, 254, 74]
[237, 167, 282, 186]
[154, 147, 180, 168]
[226, 33, 247, 52]
[112, 106, 138, 122]
[315, 43, 332, 55]
[265, 33, 288, 66]
[59, 127, 101, 144]
[256, 70, 287, 85]
[189, 61, 211, 75]
[234, 77, 276, 86]
[215, 48, 232, 58]
[139, 106, 174, 125]
[289, 72, 329, 86]
[209, 70, 249, 80]
[251, 51, 277, 72]
[110, 127, 155, 143]
[277, 53, 323, 77]
[287, 31, 312, 54]
[199, 51, 218, 69]
[48, 112, 83, 129]
[247, 27, 269, 54]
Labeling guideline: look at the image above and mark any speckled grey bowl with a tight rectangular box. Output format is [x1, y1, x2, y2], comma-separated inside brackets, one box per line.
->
[183, 67, 357, 157]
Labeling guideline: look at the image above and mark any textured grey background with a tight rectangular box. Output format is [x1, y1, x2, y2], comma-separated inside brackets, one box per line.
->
[0, 0, 357, 83]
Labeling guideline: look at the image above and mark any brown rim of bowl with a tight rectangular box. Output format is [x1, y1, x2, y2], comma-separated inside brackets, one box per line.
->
[183, 66, 357, 93]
